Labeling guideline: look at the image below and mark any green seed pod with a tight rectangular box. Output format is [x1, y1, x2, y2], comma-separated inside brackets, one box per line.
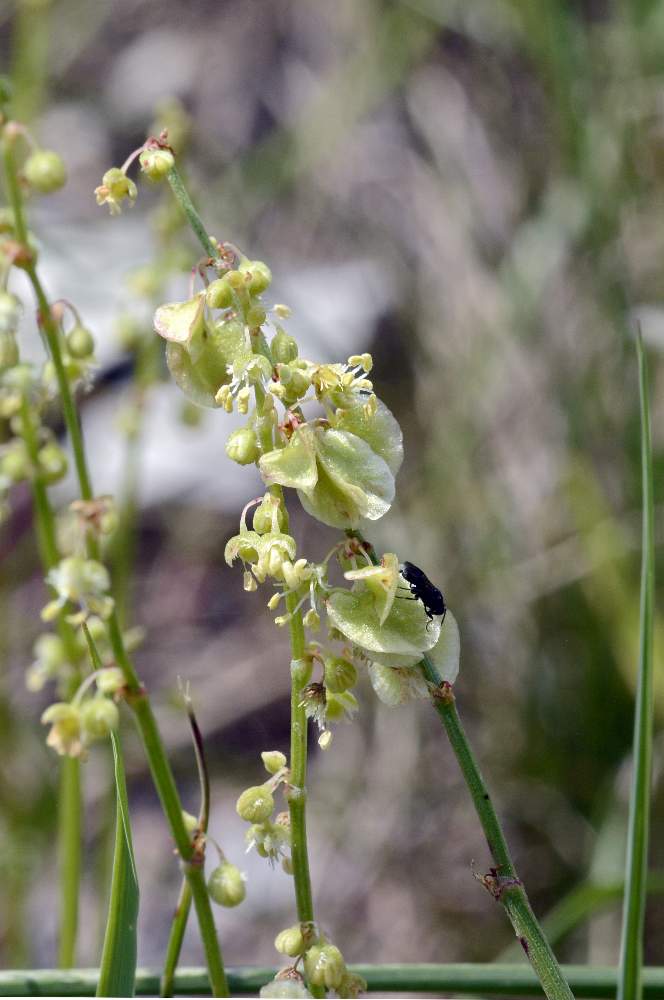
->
[226, 427, 260, 465]
[208, 861, 246, 907]
[24, 150, 67, 193]
[323, 656, 358, 693]
[66, 325, 95, 359]
[303, 944, 346, 991]
[38, 442, 68, 484]
[271, 329, 298, 364]
[239, 259, 272, 295]
[261, 750, 287, 775]
[139, 147, 175, 181]
[80, 697, 119, 742]
[236, 785, 275, 823]
[206, 278, 233, 310]
[274, 924, 304, 957]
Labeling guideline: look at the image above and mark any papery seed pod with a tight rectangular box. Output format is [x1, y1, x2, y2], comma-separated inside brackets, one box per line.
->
[24, 150, 67, 193]
[207, 861, 246, 908]
[236, 785, 275, 823]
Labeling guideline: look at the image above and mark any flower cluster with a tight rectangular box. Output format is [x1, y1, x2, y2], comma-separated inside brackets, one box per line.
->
[41, 664, 123, 758]
[236, 751, 293, 872]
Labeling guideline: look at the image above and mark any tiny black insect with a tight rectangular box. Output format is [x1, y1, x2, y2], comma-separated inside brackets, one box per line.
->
[398, 561, 446, 625]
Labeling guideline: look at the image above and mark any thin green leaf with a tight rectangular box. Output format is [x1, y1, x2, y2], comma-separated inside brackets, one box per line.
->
[617, 330, 656, 1000]
[96, 732, 139, 998]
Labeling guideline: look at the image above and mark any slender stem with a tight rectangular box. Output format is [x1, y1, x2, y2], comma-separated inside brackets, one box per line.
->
[6, 964, 664, 998]
[3, 130, 229, 997]
[166, 165, 221, 263]
[161, 697, 211, 997]
[617, 331, 655, 1000]
[422, 655, 574, 1000]
[19, 394, 82, 969]
[57, 757, 81, 969]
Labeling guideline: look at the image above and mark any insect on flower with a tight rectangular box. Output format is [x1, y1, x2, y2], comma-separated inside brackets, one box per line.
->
[398, 561, 446, 627]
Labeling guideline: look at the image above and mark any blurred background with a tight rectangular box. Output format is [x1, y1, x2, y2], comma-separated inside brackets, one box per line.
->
[1, 0, 664, 981]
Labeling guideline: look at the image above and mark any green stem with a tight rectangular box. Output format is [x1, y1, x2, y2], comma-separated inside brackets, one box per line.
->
[422, 655, 573, 1000]
[161, 697, 211, 997]
[57, 757, 81, 969]
[3, 129, 229, 997]
[617, 331, 655, 1000]
[6, 964, 664, 998]
[166, 165, 221, 263]
[19, 395, 82, 969]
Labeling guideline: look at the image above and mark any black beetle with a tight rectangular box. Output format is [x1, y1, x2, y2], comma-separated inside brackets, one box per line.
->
[398, 561, 446, 625]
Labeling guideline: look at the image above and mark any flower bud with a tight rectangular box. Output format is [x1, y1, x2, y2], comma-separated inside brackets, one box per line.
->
[66, 325, 95, 359]
[182, 810, 198, 836]
[274, 925, 304, 957]
[1, 441, 30, 482]
[208, 861, 246, 908]
[261, 750, 287, 775]
[0, 332, 18, 371]
[303, 944, 346, 991]
[96, 667, 125, 695]
[302, 608, 320, 631]
[24, 150, 67, 193]
[80, 697, 119, 742]
[323, 656, 357, 693]
[290, 657, 313, 687]
[0, 290, 22, 337]
[273, 304, 292, 319]
[271, 329, 298, 364]
[239, 259, 272, 295]
[246, 304, 266, 328]
[226, 427, 260, 465]
[139, 147, 175, 180]
[206, 277, 233, 310]
[253, 496, 285, 534]
[259, 972, 311, 999]
[38, 442, 68, 484]
[236, 785, 275, 823]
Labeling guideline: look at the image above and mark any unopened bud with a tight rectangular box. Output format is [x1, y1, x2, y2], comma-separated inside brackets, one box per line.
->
[236, 785, 275, 823]
[80, 697, 119, 742]
[206, 277, 233, 309]
[239, 259, 272, 295]
[207, 861, 246, 908]
[96, 667, 125, 695]
[304, 944, 346, 991]
[38, 442, 68, 484]
[66, 325, 95, 359]
[226, 428, 260, 465]
[182, 810, 199, 836]
[302, 608, 320, 631]
[261, 750, 287, 775]
[139, 147, 175, 181]
[24, 150, 67, 193]
[274, 924, 304, 957]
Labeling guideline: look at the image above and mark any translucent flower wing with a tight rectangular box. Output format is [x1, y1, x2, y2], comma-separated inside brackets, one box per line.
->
[259, 425, 318, 493]
[326, 587, 439, 655]
[335, 398, 403, 475]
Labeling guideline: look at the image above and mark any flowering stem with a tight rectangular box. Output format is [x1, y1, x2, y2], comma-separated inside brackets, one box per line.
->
[166, 164, 221, 264]
[3, 131, 229, 998]
[19, 393, 82, 968]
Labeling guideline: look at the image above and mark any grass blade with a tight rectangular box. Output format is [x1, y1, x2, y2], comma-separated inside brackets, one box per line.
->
[96, 732, 139, 998]
[617, 331, 656, 1000]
